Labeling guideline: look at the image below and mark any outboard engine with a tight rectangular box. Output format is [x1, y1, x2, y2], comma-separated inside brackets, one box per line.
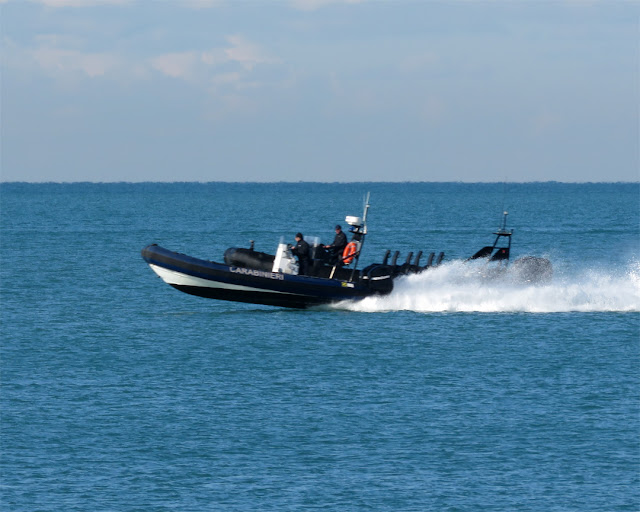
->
[360, 263, 394, 294]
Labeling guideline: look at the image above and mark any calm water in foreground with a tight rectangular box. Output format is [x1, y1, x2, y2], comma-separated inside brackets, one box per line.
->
[2, 182, 639, 511]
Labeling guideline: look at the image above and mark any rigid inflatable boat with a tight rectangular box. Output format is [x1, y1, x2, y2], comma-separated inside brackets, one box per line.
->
[141, 197, 551, 309]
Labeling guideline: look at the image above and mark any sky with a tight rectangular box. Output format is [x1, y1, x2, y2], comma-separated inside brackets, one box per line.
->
[1, 0, 638, 183]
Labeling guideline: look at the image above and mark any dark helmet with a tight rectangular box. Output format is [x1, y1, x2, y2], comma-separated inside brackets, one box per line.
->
[335, 225, 341, 231]
[295, 232, 303, 239]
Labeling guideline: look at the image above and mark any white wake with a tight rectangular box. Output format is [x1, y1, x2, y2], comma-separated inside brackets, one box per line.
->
[339, 260, 640, 313]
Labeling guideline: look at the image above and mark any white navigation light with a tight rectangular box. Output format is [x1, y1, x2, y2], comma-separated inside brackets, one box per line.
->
[345, 216, 362, 226]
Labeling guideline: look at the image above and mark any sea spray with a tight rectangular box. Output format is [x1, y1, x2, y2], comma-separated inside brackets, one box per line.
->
[338, 260, 640, 313]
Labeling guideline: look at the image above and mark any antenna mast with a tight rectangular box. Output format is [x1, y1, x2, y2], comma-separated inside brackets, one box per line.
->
[362, 192, 371, 231]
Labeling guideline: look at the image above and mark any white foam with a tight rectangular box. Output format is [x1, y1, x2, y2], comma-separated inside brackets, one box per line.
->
[338, 260, 640, 313]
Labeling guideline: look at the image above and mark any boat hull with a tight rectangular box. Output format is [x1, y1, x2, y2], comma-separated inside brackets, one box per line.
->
[142, 244, 386, 309]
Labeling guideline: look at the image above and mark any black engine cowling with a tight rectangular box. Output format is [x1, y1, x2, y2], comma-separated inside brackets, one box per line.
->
[361, 264, 394, 294]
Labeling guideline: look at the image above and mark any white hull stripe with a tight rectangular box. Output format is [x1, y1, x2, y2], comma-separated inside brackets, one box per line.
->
[149, 264, 299, 296]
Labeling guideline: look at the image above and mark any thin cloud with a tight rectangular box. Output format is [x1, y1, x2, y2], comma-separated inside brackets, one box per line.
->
[29, 0, 132, 6]
[151, 36, 276, 80]
[182, 0, 224, 8]
[147, 36, 284, 116]
[290, 0, 365, 11]
[31, 46, 118, 77]
[4, 34, 131, 82]
[150, 51, 200, 80]
[224, 35, 274, 71]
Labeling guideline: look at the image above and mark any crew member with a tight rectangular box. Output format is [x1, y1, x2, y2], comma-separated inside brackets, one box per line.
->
[324, 225, 347, 263]
[292, 232, 311, 275]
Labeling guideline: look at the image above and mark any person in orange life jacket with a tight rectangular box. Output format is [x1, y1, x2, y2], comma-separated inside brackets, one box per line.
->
[324, 225, 348, 264]
[292, 233, 311, 275]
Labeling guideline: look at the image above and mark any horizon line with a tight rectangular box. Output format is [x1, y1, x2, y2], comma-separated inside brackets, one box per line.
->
[2, 180, 639, 185]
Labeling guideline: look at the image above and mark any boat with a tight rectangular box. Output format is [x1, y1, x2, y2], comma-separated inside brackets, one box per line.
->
[141, 197, 552, 309]
[467, 211, 553, 283]
[141, 194, 398, 309]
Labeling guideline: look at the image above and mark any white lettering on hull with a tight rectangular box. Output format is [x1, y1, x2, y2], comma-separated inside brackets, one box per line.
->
[230, 267, 285, 280]
[149, 264, 297, 295]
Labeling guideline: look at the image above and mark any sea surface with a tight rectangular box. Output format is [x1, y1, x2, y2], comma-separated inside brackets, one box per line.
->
[1, 182, 639, 511]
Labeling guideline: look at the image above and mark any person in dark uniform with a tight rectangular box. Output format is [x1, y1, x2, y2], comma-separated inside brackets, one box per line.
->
[292, 232, 311, 275]
[324, 225, 348, 264]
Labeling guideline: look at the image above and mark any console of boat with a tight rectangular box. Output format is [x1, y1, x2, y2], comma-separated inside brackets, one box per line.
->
[141, 197, 551, 309]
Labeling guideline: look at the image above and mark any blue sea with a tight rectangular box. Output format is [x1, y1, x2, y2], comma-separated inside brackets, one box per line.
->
[2, 182, 639, 511]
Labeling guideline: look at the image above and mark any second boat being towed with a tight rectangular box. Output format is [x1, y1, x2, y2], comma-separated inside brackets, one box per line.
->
[141, 195, 552, 309]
